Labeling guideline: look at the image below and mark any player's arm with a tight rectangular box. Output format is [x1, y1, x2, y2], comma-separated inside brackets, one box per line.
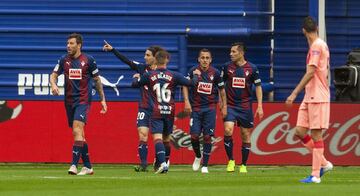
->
[50, 72, 59, 95]
[219, 88, 227, 118]
[286, 64, 316, 106]
[255, 85, 263, 119]
[182, 86, 192, 115]
[132, 73, 149, 88]
[93, 76, 107, 114]
[50, 59, 63, 96]
[103, 40, 138, 70]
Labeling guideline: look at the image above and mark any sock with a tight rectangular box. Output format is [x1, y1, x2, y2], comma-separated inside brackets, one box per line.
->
[311, 140, 324, 178]
[81, 142, 92, 169]
[202, 135, 212, 167]
[154, 139, 165, 164]
[163, 141, 171, 163]
[241, 143, 251, 166]
[71, 141, 84, 166]
[224, 135, 234, 160]
[298, 134, 328, 166]
[138, 141, 148, 168]
[191, 134, 201, 158]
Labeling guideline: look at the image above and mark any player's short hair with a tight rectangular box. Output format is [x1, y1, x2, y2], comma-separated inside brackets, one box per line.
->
[303, 16, 317, 33]
[231, 42, 246, 52]
[147, 45, 165, 57]
[67, 33, 83, 47]
[198, 48, 212, 57]
[155, 50, 170, 65]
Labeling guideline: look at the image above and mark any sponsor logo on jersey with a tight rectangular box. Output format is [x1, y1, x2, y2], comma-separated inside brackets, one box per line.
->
[232, 77, 245, 88]
[197, 82, 213, 94]
[69, 69, 82, 80]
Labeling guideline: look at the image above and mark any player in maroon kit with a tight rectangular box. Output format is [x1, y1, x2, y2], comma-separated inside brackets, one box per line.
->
[50, 33, 107, 175]
[183, 48, 227, 173]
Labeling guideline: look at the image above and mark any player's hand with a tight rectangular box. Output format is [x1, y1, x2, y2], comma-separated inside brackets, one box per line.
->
[254, 106, 264, 120]
[285, 93, 296, 108]
[133, 73, 140, 79]
[103, 40, 113, 52]
[51, 85, 60, 96]
[100, 100, 107, 114]
[193, 69, 201, 76]
[221, 105, 227, 118]
[184, 101, 192, 115]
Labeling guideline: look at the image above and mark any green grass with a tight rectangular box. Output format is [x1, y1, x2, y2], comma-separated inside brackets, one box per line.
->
[0, 164, 359, 196]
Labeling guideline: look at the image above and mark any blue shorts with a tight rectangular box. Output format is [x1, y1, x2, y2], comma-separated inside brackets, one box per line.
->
[190, 108, 216, 136]
[224, 106, 254, 128]
[150, 118, 174, 135]
[65, 104, 90, 128]
[136, 108, 151, 128]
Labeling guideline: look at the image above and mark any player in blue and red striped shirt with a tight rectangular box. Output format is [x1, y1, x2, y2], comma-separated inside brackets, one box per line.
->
[103, 42, 165, 172]
[50, 33, 107, 175]
[132, 50, 200, 173]
[183, 49, 227, 173]
[221, 42, 263, 173]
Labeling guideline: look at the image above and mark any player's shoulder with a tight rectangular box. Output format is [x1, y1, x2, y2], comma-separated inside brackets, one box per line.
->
[247, 61, 258, 69]
[222, 61, 233, 68]
[82, 53, 96, 61]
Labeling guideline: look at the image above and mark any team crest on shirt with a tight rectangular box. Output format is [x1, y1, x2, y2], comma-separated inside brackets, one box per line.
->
[197, 82, 213, 94]
[69, 68, 82, 80]
[232, 77, 245, 88]
[81, 61, 85, 67]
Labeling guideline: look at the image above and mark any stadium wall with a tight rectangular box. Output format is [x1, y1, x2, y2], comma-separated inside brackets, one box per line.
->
[1, 101, 359, 165]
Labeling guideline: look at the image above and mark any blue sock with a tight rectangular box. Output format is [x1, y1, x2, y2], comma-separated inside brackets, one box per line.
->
[191, 134, 201, 158]
[71, 141, 83, 166]
[154, 139, 165, 164]
[224, 135, 233, 160]
[241, 143, 251, 165]
[138, 141, 148, 168]
[202, 135, 212, 167]
[163, 141, 171, 163]
[81, 142, 92, 169]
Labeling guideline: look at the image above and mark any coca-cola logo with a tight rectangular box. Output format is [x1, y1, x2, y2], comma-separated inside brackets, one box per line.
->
[251, 112, 360, 157]
[170, 128, 222, 152]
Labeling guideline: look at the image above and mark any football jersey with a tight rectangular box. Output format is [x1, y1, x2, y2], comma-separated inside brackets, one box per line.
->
[53, 53, 99, 105]
[187, 65, 224, 111]
[221, 61, 261, 109]
[304, 38, 330, 103]
[133, 68, 197, 119]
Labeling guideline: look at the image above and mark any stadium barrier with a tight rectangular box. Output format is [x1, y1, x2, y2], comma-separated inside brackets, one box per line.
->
[0, 101, 359, 165]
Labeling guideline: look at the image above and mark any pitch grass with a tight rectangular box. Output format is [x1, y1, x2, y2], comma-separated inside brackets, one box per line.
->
[0, 164, 359, 196]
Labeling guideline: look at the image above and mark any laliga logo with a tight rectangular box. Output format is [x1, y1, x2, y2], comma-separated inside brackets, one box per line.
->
[92, 75, 124, 96]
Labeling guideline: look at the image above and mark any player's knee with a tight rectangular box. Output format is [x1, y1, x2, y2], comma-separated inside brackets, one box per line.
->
[203, 135, 212, 144]
[224, 129, 233, 136]
[191, 134, 199, 142]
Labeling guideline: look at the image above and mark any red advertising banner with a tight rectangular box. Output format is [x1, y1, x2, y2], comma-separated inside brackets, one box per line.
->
[0, 101, 359, 165]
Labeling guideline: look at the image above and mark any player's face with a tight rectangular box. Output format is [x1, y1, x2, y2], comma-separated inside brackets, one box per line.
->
[144, 50, 155, 65]
[198, 52, 212, 69]
[67, 38, 81, 57]
[230, 46, 243, 62]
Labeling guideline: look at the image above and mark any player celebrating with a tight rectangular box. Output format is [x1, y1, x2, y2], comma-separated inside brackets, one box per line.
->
[286, 16, 333, 183]
[221, 42, 263, 173]
[103, 42, 164, 172]
[183, 49, 227, 173]
[50, 33, 107, 175]
[132, 50, 200, 174]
